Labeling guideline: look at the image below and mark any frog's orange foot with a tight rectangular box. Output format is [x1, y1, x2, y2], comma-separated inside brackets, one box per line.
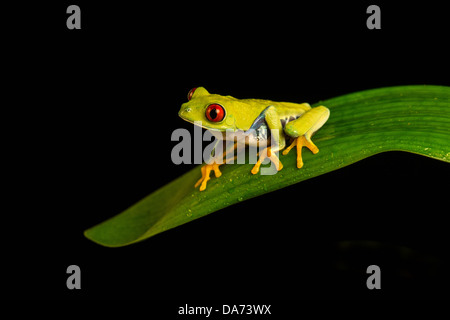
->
[195, 163, 222, 191]
[282, 136, 319, 168]
[251, 147, 283, 175]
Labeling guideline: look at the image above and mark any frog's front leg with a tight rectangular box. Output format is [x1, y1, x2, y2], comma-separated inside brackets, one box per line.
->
[195, 163, 223, 191]
[251, 106, 286, 175]
[282, 106, 330, 168]
[195, 140, 237, 191]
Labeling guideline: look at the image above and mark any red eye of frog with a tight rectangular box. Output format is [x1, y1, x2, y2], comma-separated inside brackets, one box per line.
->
[205, 104, 226, 122]
[187, 87, 197, 101]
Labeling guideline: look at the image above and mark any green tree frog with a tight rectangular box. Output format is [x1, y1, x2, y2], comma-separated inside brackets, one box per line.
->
[178, 87, 330, 191]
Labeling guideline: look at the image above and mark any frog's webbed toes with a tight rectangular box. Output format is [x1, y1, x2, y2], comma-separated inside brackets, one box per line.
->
[195, 163, 222, 191]
[282, 136, 319, 168]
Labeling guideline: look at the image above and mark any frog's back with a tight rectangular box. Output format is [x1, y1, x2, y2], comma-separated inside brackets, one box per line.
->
[242, 98, 311, 120]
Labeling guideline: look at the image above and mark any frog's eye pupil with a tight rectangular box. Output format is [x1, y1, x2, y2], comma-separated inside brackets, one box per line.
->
[187, 87, 197, 101]
[210, 108, 218, 119]
[205, 104, 225, 122]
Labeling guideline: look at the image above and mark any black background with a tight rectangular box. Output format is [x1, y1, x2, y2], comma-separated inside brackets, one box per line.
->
[3, 1, 449, 302]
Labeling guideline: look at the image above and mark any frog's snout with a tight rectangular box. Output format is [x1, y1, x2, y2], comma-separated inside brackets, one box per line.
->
[178, 105, 193, 121]
[178, 107, 191, 116]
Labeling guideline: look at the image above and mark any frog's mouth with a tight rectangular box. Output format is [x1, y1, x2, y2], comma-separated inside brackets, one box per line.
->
[178, 116, 224, 132]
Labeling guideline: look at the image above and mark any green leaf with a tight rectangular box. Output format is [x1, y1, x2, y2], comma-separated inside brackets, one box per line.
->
[84, 85, 450, 247]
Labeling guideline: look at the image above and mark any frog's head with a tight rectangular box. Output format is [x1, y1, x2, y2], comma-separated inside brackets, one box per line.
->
[178, 87, 241, 132]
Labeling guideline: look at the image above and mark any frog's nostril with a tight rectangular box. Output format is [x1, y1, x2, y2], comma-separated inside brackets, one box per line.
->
[179, 108, 191, 118]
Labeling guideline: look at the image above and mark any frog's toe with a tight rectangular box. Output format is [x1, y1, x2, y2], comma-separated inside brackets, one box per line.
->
[212, 163, 222, 178]
[300, 135, 319, 154]
[283, 136, 319, 169]
[194, 165, 207, 188]
[251, 147, 283, 174]
[282, 139, 297, 156]
[199, 179, 209, 192]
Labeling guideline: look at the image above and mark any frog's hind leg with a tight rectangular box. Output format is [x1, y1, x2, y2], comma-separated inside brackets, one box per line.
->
[282, 106, 330, 168]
